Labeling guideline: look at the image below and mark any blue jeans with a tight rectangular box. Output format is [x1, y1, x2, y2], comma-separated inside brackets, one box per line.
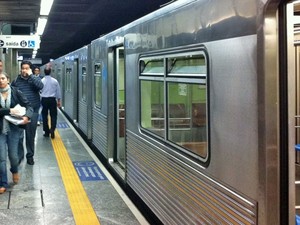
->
[0, 124, 20, 187]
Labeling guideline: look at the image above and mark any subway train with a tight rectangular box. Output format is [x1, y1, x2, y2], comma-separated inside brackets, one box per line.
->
[41, 0, 298, 224]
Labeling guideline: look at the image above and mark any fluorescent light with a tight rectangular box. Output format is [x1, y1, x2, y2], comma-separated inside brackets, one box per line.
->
[37, 17, 47, 35]
[40, 0, 54, 16]
[34, 35, 41, 49]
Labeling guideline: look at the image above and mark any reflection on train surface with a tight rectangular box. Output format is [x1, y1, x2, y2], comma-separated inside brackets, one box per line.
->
[43, 0, 299, 224]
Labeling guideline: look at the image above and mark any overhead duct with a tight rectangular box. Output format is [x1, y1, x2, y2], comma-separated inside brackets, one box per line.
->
[11, 25, 31, 35]
[1, 23, 34, 35]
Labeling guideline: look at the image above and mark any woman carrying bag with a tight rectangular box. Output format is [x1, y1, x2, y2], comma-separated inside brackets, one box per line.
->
[0, 72, 33, 193]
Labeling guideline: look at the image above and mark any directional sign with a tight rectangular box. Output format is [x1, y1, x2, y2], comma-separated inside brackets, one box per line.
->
[0, 35, 40, 49]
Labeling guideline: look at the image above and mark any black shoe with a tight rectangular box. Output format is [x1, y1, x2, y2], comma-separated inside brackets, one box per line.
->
[50, 130, 55, 139]
[27, 158, 34, 165]
[43, 132, 49, 137]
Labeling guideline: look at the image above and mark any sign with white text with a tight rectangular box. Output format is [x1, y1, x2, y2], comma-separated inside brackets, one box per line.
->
[73, 161, 108, 181]
[0, 35, 40, 49]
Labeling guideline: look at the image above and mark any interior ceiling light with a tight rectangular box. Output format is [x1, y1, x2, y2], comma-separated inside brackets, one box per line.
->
[40, 0, 54, 16]
[37, 17, 47, 35]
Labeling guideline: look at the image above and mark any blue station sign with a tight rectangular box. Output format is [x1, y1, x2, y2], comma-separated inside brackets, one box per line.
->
[73, 161, 108, 181]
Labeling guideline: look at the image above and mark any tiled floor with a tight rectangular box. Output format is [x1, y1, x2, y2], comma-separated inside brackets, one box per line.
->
[0, 113, 145, 225]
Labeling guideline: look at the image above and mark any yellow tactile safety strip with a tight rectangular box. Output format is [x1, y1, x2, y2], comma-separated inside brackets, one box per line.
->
[50, 129, 101, 225]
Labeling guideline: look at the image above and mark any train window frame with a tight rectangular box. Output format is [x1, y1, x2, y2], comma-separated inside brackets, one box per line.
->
[168, 54, 207, 77]
[82, 66, 87, 75]
[65, 67, 72, 93]
[94, 62, 102, 108]
[140, 58, 164, 76]
[139, 50, 209, 163]
[81, 65, 87, 102]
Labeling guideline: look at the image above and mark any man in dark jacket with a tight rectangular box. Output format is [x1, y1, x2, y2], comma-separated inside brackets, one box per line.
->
[11, 61, 44, 165]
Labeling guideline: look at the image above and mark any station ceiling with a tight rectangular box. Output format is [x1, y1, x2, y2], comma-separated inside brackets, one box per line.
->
[0, 0, 172, 65]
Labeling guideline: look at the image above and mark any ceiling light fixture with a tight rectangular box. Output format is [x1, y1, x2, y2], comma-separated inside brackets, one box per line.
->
[40, 0, 54, 16]
[36, 17, 47, 35]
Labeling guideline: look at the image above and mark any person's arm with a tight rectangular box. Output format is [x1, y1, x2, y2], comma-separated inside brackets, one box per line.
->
[28, 74, 44, 91]
[56, 81, 62, 108]
[15, 89, 34, 119]
[0, 108, 11, 117]
[57, 99, 61, 108]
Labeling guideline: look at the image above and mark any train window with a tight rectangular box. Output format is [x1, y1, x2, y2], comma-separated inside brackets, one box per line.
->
[168, 55, 206, 76]
[65, 68, 68, 91]
[82, 74, 87, 101]
[65, 67, 72, 92]
[82, 66, 87, 74]
[94, 63, 102, 107]
[139, 51, 208, 161]
[95, 63, 101, 74]
[140, 59, 164, 76]
[140, 80, 165, 138]
[167, 82, 207, 158]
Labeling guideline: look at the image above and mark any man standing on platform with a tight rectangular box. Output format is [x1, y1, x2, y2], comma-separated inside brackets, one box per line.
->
[33, 66, 44, 125]
[40, 65, 61, 139]
[11, 61, 44, 165]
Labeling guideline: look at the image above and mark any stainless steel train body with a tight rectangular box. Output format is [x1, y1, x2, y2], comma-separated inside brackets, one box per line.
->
[49, 0, 296, 224]
[51, 46, 93, 139]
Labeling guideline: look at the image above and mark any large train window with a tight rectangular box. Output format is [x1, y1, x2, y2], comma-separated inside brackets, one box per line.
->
[94, 63, 102, 107]
[81, 66, 87, 101]
[139, 52, 208, 161]
[141, 80, 165, 138]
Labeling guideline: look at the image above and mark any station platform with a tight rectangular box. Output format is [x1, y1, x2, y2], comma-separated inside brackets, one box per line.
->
[0, 111, 147, 225]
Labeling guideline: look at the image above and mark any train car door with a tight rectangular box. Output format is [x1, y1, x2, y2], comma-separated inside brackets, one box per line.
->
[73, 59, 79, 124]
[107, 45, 126, 177]
[285, 2, 297, 224]
[115, 46, 126, 169]
[60, 62, 65, 109]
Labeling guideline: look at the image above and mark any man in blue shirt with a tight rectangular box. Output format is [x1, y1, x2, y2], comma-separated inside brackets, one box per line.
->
[33, 66, 43, 125]
[11, 61, 44, 165]
[40, 66, 61, 139]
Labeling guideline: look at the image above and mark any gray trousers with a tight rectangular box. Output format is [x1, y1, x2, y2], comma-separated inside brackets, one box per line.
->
[18, 107, 39, 160]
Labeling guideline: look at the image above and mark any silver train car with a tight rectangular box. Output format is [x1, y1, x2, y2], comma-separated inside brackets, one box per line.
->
[48, 0, 297, 224]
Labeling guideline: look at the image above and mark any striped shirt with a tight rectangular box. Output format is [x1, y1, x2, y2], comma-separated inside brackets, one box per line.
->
[11, 74, 44, 109]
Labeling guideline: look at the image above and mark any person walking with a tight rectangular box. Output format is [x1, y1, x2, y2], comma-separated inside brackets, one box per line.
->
[0, 60, 3, 74]
[33, 66, 44, 125]
[40, 66, 61, 139]
[11, 61, 43, 165]
[0, 72, 33, 193]
[33, 67, 43, 79]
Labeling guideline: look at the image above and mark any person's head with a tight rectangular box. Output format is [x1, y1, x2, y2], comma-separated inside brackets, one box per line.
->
[0, 60, 3, 73]
[33, 67, 40, 76]
[21, 61, 32, 78]
[44, 67, 51, 76]
[0, 72, 10, 89]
